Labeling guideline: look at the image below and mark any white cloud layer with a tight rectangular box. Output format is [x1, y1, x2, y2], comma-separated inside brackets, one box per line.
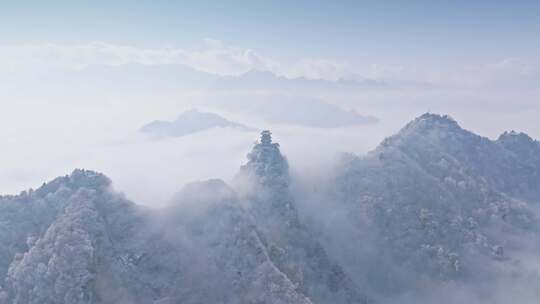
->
[0, 40, 350, 81]
[0, 40, 538, 87]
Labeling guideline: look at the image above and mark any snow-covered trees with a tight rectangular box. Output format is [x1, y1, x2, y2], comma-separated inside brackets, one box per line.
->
[6, 189, 103, 304]
[325, 113, 539, 295]
[0, 116, 539, 304]
[237, 130, 369, 304]
[0, 162, 331, 304]
[0, 170, 144, 304]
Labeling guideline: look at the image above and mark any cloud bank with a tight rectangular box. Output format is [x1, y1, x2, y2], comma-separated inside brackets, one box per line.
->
[2, 40, 537, 88]
[0, 40, 348, 81]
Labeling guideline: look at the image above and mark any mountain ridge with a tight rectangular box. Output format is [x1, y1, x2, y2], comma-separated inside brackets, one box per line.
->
[1, 114, 539, 303]
[323, 113, 539, 298]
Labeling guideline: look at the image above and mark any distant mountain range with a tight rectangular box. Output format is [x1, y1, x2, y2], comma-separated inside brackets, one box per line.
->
[43, 64, 392, 94]
[140, 105, 377, 138]
[140, 109, 255, 138]
[1, 114, 539, 303]
[212, 69, 389, 91]
[76, 64, 391, 91]
[241, 96, 379, 128]
[46, 64, 382, 130]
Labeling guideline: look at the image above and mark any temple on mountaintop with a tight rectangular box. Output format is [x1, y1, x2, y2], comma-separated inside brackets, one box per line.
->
[260, 130, 273, 145]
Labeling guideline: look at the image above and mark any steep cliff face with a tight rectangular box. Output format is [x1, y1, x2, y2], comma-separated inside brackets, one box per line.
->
[162, 179, 314, 304]
[238, 131, 369, 304]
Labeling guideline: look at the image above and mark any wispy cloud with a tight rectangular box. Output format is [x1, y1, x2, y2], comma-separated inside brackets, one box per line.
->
[0, 40, 537, 88]
[286, 58, 350, 81]
[476, 58, 540, 88]
[0, 41, 267, 74]
[0, 40, 350, 81]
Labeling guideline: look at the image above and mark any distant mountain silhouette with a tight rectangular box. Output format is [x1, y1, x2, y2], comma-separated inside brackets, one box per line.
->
[140, 109, 255, 138]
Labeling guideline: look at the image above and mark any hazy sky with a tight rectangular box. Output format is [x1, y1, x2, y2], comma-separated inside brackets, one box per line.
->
[2, 1, 540, 77]
[1, 1, 539, 205]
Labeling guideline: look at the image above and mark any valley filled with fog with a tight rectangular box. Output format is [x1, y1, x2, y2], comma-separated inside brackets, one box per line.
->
[2, 60, 539, 207]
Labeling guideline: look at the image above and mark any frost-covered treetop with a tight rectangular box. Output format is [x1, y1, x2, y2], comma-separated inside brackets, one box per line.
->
[498, 130, 537, 145]
[403, 113, 460, 134]
[376, 113, 465, 149]
[34, 169, 111, 197]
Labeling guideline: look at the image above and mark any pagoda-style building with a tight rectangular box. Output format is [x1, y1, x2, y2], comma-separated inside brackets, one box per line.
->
[260, 130, 272, 145]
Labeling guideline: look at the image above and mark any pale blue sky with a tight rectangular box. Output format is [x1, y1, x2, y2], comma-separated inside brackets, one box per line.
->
[2, 0, 539, 68]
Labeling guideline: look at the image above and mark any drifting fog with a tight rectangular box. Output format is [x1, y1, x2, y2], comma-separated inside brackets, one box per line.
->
[2, 52, 540, 207]
[291, 176, 540, 304]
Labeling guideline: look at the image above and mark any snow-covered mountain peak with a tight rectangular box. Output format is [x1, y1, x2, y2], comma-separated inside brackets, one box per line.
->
[375, 113, 472, 157]
[498, 130, 536, 146]
[34, 169, 111, 197]
[402, 113, 461, 135]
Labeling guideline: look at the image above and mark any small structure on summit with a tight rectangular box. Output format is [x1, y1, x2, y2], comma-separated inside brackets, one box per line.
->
[239, 130, 288, 187]
[258, 130, 280, 148]
[260, 130, 272, 145]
